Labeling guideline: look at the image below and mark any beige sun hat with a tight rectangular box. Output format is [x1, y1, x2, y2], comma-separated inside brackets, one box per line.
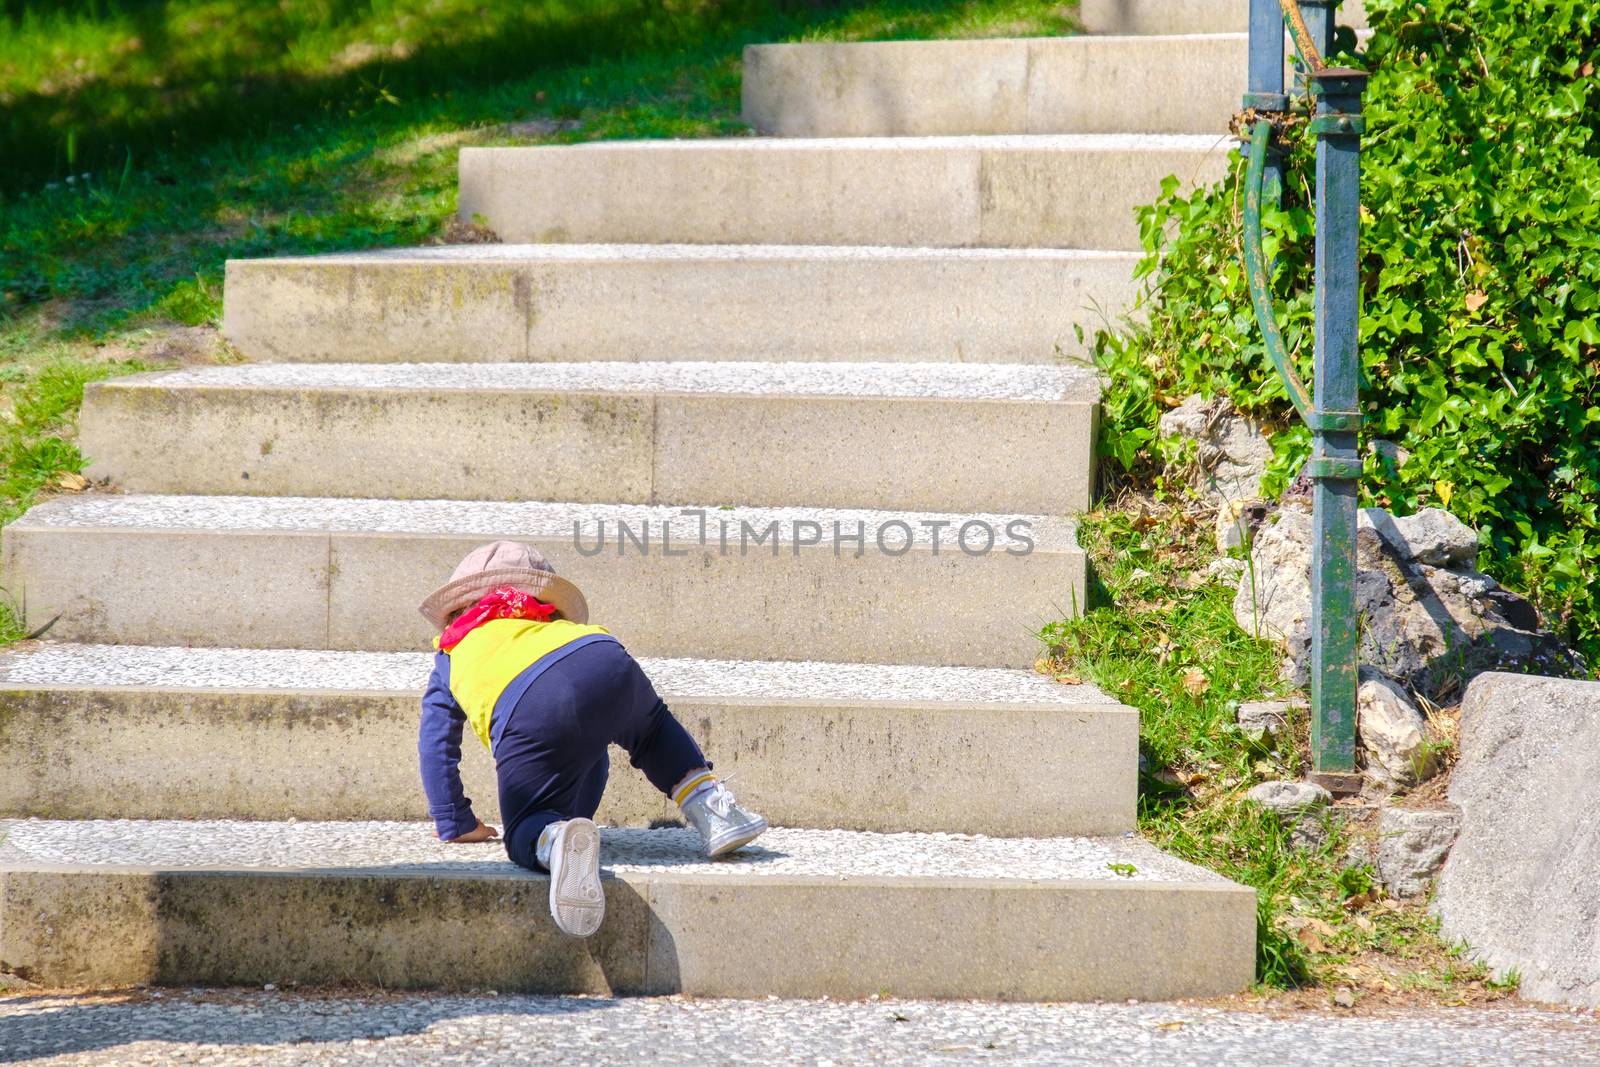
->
[418, 540, 589, 630]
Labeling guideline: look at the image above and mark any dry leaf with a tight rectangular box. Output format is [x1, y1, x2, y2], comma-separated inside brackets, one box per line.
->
[53, 471, 90, 492]
[1465, 291, 1488, 312]
[1181, 668, 1210, 697]
[1054, 673, 1084, 685]
[1033, 658, 1052, 675]
[1583, 61, 1595, 76]
[1353, 915, 1377, 934]
[1295, 928, 1326, 954]
[1305, 917, 1339, 939]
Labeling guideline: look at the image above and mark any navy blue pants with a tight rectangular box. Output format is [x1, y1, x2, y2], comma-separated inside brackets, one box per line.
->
[497, 639, 707, 872]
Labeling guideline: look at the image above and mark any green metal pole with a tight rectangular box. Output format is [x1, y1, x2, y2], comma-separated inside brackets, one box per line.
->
[1307, 68, 1368, 788]
[1245, 0, 1288, 202]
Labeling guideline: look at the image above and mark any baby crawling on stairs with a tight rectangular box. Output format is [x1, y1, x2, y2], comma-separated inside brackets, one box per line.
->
[417, 540, 767, 937]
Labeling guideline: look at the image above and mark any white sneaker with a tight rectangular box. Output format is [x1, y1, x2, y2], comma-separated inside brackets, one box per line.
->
[680, 780, 768, 858]
[536, 818, 604, 937]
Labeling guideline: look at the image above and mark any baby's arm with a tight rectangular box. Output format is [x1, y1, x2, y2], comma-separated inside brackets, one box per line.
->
[418, 653, 492, 841]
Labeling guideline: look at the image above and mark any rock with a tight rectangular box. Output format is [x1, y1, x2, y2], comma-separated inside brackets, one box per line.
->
[1158, 394, 1274, 506]
[1233, 506, 1583, 702]
[1247, 780, 1332, 814]
[1362, 507, 1479, 568]
[1375, 807, 1459, 898]
[1206, 557, 1246, 585]
[1357, 672, 1435, 790]
[1237, 699, 1296, 742]
[1247, 779, 1334, 849]
[1434, 673, 1600, 1009]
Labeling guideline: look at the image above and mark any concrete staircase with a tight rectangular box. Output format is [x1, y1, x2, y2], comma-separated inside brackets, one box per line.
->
[0, 0, 1266, 1000]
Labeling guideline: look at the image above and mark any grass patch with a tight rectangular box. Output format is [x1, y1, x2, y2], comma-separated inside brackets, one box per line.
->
[1040, 498, 1517, 1003]
[1, 359, 150, 527]
[1, 0, 1077, 342]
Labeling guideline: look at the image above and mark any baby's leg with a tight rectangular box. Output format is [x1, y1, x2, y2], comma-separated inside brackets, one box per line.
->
[498, 751, 609, 871]
[591, 645, 709, 796]
[589, 642, 766, 856]
[495, 658, 613, 872]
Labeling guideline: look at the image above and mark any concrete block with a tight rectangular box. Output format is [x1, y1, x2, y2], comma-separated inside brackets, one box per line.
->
[0, 821, 1256, 1001]
[0, 645, 1137, 834]
[458, 136, 1227, 252]
[222, 245, 1141, 365]
[743, 35, 1249, 137]
[1434, 672, 1600, 1009]
[0, 521, 330, 648]
[80, 362, 1099, 514]
[642, 877, 1256, 1001]
[1, 496, 1084, 667]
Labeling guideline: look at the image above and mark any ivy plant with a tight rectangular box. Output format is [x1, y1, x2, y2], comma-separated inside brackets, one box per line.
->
[1093, 0, 1600, 664]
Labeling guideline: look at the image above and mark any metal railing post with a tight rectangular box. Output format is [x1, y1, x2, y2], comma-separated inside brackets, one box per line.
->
[1245, 0, 1288, 201]
[1306, 67, 1368, 786]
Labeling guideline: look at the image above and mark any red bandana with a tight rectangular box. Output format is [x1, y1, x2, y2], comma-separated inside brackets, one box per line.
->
[438, 585, 557, 652]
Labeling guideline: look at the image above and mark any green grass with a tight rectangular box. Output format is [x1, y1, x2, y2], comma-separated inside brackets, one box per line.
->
[0, 358, 151, 527]
[1041, 501, 1516, 1000]
[0, 0, 1077, 340]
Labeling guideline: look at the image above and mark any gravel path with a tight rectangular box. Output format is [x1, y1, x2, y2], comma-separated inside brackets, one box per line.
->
[1, 992, 1595, 1066]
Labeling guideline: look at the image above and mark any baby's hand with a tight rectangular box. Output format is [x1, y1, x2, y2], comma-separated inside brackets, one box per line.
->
[442, 820, 499, 844]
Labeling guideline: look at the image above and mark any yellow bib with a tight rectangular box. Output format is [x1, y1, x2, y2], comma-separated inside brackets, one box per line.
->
[440, 618, 611, 750]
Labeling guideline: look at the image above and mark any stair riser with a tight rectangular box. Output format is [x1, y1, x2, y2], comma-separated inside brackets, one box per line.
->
[0, 687, 1136, 835]
[458, 142, 1228, 252]
[1076, 0, 1366, 34]
[744, 35, 1251, 138]
[1, 526, 1083, 666]
[0, 868, 1256, 1000]
[222, 253, 1140, 364]
[81, 382, 1095, 515]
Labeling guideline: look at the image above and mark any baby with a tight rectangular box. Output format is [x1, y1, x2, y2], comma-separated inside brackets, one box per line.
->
[418, 540, 767, 937]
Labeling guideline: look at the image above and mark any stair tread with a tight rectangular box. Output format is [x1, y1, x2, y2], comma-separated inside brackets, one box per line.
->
[753, 31, 1248, 47]
[467, 132, 1223, 152]
[120, 360, 1099, 402]
[14, 493, 1076, 546]
[247, 243, 1142, 264]
[0, 641, 1116, 707]
[0, 819, 1235, 887]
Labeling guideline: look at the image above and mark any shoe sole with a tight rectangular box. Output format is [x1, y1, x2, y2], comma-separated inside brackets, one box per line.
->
[548, 818, 604, 937]
[705, 817, 768, 858]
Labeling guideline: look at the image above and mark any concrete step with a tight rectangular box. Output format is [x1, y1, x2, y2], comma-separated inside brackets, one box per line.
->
[0, 642, 1136, 835]
[1076, 0, 1366, 35]
[458, 136, 1228, 252]
[0, 495, 1081, 666]
[80, 361, 1097, 515]
[744, 34, 1253, 137]
[0, 819, 1257, 1000]
[221, 244, 1141, 364]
